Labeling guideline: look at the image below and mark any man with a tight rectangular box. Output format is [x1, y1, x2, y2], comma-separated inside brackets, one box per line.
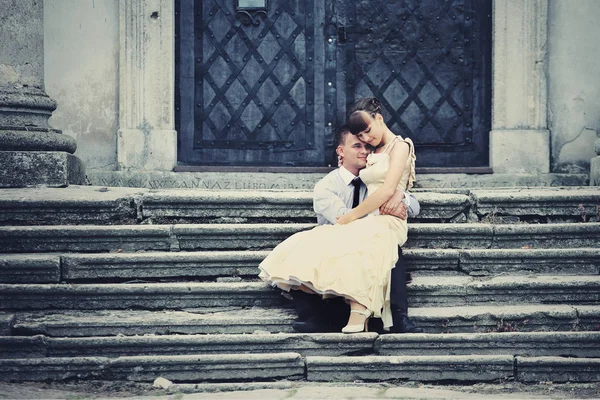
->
[291, 127, 423, 334]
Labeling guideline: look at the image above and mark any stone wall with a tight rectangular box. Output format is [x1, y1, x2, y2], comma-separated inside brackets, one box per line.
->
[44, 0, 119, 171]
[548, 0, 600, 174]
[1, 0, 44, 91]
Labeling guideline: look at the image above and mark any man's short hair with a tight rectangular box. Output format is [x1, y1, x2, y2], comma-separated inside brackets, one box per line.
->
[335, 125, 351, 146]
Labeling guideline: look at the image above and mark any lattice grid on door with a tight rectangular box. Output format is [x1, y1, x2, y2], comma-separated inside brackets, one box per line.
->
[196, 0, 315, 151]
[346, 0, 477, 147]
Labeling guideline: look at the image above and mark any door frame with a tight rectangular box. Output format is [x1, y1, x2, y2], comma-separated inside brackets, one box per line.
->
[116, 0, 550, 175]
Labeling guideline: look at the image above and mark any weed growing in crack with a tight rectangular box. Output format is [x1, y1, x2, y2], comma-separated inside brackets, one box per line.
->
[473, 319, 525, 333]
[440, 318, 451, 334]
[578, 204, 588, 222]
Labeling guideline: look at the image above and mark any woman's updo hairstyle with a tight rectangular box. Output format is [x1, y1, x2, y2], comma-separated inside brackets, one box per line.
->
[347, 97, 383, 135]
[350, 97, 382, 115]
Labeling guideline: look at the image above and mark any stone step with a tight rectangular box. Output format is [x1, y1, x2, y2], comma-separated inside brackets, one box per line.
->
[515, 356, 600, 383]
[6, 304, 600, 337]
[0, 314, 13, 336]
[409, 275, 600, 307]
[3, 331, 598, 360]
[306, 355, 600, 383]
[405, 247, 600, 277]
[0, 254, 62, 283]
[141, 186, 600, 223]
[408, 222, 600, 249]
[411, 304, 600, 334]
[306, 354, 515, 382]
[0, 353, 305, 382]
[3, 248, 598, 284]
[141, 190, 317, 223]
[2, 186, 597, 225]
[0, 186, 145, 226]
[374, 331, 600, 357]
[0, 224, 310, 253]
[471, 187, 600, 223]
[0, 225, 177, 253]
[141, 190, 473, 223]
[2, 351, 597, 384]
[9, 308, 297, 337]
[2, 332, 378, 359]
[1, 276, 599, 311]
[60, 251, 268, 282]
[1, 222, 599, 253]
[0, 282, 284, 311]
[0, 186, 471, 225]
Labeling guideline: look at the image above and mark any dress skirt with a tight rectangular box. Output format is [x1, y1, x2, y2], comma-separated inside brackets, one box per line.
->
[259, 214, 405, 329]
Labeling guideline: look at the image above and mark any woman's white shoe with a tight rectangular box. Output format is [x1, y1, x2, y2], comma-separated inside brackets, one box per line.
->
[342, 309, 372, 333]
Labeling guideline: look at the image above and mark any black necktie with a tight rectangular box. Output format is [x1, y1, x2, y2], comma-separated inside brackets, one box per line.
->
[351, 177, 362, 208]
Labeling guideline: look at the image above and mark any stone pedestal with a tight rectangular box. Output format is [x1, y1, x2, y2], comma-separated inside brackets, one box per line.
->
[491, 0, 550, 174]
[117, 0, 176, 171]
[591, 137, 600, 186]
[0, 0, 85, 187]
[490, 130, 550, 174]
[0, 151, 85, 188]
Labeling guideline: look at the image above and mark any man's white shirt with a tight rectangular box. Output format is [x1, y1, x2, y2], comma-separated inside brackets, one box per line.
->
[313, 166, 367, 225]
[313, 166, 419, 225]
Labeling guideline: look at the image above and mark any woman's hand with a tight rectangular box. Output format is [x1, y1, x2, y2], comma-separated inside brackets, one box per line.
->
[336, 211, 358, 225]
[380, 189, 408, 219]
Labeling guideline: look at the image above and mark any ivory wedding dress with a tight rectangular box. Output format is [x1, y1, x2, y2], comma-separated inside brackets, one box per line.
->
[258, 136, 416, 329]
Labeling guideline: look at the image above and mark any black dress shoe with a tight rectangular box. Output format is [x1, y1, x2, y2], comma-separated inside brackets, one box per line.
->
[390, 315, 423, 333]
[292, 315, 327, 333]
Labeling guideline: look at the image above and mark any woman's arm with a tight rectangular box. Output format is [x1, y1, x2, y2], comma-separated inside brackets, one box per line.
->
[337, 141, 409, 224]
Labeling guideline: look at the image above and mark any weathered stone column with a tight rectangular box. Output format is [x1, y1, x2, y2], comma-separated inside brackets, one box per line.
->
[0, 0, 85, 187]
[490, 0, 550, 174]
[117, 0, 177, 171]
[591, 135, 600, 186]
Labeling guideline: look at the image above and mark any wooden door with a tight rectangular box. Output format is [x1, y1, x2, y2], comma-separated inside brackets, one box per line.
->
[334, 0, 492, 168]
[176, 0, 326, 166]
[176, 0, 492, 168]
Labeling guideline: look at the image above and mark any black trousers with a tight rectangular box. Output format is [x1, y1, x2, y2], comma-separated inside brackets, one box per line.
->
[390, 247, 409, 314]
[291, 247, 408, 331]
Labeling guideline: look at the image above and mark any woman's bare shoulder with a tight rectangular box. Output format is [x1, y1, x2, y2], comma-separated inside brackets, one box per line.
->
[388, 138, 410, 156]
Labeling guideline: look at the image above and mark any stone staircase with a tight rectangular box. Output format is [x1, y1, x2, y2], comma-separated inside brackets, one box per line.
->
[0, 185, 599, 384]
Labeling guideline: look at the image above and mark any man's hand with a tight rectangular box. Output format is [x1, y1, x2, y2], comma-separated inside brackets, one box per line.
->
[380, 190, 408, 220]
[336, 211, 358, 225]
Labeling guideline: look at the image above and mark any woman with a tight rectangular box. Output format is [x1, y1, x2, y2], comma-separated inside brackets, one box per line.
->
[259, 97, 415, 333]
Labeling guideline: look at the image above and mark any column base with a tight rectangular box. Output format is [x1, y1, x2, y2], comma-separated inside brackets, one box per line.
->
[591, 156, 600, 186]
[490, 129, 550, 174]
[0, 129, 77, 153]
[0, 151, 86, 188]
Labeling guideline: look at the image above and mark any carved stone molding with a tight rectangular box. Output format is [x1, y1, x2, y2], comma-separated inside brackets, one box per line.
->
[118, 0, 176, 171]
[591, 135, 600, 185]
[490, 0, 550, 173]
